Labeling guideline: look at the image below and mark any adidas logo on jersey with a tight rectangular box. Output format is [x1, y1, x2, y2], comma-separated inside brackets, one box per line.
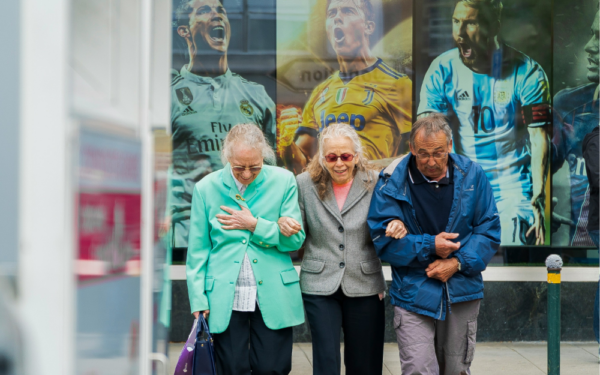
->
[456, 91, 470, 101]
[182, 106, 197, 116]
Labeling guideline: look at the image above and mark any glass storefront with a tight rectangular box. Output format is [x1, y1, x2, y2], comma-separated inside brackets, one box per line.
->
[168, 0, 599, 266]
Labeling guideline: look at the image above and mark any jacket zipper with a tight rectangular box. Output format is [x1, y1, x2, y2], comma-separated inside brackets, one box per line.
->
[445, 282, 452, 315]
[446, 164, 466, 232]
[443, 164, 466, 318]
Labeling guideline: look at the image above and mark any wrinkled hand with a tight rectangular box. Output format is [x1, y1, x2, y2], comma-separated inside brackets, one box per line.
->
[193, 310, 210, 319]
[425, 258, 459, 283]
[385, 219, 408, 239]
[526, 196, 545, 245]
[278, 217, 301, 237]
[217, 205, 258, 232]
[435, 232, 460, 258]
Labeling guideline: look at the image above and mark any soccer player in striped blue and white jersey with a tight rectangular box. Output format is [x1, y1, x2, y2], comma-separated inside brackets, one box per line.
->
[418, 0, 551, 246]
[169, 0, 276, 248]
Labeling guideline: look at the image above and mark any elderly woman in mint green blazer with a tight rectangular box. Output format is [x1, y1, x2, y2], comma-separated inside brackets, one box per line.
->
[186, 123, 305, 375]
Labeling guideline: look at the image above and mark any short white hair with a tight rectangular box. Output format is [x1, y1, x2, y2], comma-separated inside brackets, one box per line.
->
[221, 123, 276, 165]
[317, 123, 372, 173]
[410, 113, 453, 147]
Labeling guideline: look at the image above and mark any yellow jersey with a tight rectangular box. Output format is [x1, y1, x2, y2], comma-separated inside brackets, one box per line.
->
[298, 58, 412, 160]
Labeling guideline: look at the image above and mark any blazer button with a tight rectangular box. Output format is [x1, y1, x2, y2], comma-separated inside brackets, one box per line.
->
[339, 244, 345, 251]
[253, 259, 257, 263]
[339, 262, 345, 268]
[258, 280, 263, 285]
[338, 226, 344, 233]
[242, 239, 247, 244]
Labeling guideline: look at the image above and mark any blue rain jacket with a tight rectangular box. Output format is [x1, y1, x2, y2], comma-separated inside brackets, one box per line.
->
[367, 153, 500, 320]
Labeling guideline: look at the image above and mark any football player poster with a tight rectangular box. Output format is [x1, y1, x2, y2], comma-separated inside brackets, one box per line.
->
[169, 0, 277, 250]
[414, 0, 552, 247]
[551, 0, 598, 248]
[276, 0, 413, 174]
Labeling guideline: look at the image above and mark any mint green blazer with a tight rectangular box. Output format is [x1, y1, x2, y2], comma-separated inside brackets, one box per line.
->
[186, 164, 306, 334]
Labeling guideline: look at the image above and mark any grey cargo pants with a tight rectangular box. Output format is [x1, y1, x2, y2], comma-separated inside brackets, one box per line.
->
[393, 300, 481, 375]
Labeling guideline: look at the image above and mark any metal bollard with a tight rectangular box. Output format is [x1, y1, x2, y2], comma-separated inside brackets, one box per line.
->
[546, 254, 563, 375]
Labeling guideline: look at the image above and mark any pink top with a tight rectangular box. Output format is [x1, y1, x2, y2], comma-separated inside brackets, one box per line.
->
[332, 179, 353, 211]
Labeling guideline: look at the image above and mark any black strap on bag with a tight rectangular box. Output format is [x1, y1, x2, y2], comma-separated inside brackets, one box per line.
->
[192, 315, 216, 375]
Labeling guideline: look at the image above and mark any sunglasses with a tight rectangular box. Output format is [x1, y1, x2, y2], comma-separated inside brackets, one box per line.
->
[231, 166, 262, 173]
[324, 153, 355, 163]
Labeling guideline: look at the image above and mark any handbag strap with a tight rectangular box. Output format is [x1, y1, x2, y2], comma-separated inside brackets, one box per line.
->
[196, 315, 212, 341]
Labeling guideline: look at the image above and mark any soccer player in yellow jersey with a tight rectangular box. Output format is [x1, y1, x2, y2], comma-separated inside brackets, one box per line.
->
[285, 0, 412, 168]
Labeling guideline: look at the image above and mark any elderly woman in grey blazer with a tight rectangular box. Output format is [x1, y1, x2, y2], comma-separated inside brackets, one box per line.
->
[279, 123, 407, 375]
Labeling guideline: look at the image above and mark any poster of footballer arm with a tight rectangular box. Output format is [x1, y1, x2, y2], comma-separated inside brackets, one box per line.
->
[169, 0, 277, 249]
[414, 0, 552, 247]
[276, 0, 413, 174]
[551, 0, 599, 248]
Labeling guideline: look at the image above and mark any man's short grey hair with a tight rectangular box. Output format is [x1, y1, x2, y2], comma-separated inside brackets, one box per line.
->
[221, 123, 276, 165]
[410, 113, 453, 147]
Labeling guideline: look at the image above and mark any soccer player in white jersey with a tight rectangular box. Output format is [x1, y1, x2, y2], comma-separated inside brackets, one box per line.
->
[418, 0, 550, 245]
[169, 0, 276, 248]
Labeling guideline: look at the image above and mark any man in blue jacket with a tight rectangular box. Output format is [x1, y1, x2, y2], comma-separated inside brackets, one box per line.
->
[368, 113, 500, 374]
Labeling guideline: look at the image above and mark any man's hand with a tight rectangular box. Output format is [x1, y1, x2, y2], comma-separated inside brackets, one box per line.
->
[526, 195, 545, 245]
[217, 205, 258, 232]
[193, 310, 210, 319]
[385, 219, 408, 239]
[278, 217, 302, 237]
[426, 258, 459, 283]
[435, 232, 460, 258]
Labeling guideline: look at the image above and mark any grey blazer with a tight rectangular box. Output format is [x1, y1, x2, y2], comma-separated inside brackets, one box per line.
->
[296, 169, 386, 297]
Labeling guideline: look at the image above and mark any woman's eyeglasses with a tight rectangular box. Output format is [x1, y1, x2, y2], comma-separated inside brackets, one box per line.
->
[231, 166, 262, 173]
[324, 153, 356, 163]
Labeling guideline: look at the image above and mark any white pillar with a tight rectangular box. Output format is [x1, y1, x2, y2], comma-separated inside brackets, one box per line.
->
[18, 1, 75, 375]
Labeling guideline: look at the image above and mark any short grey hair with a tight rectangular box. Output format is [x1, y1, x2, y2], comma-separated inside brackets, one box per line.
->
[317, 123, 368, 170]
[410, 113, 453, 147]
[221, 123, 276, 165]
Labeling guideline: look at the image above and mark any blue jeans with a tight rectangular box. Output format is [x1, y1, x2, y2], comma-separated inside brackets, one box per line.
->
[589, 229, 599, 343]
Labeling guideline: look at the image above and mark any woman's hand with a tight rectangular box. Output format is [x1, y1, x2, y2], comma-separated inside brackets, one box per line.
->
[278, 217, 302, 237]
[193, 310, 210, 319]
[217, 205, 258, 232]
[385, 219, 408, 239]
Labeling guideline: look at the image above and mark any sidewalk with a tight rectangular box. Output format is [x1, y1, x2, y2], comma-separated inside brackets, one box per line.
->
[168, 342, 599, 374]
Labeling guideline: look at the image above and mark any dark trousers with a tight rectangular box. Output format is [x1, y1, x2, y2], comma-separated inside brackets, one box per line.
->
[302, 288, 385, 375]
[212, 305, 293, 375]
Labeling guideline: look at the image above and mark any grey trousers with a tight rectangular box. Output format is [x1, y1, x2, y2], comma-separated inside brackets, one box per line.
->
[393, 300, 481, 375]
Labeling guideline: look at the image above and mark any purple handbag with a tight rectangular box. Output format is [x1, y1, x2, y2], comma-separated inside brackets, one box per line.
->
[174, 319, 198, 375]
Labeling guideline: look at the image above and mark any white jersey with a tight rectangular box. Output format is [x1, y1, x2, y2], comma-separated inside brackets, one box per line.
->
[418, 45, 551, 244]
[170, 66, 276, 247]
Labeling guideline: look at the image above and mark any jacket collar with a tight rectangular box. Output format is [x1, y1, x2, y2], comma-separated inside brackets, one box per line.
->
[314, 169, 373, 223]
[222, 163, 266, 208]
[384, 153, 470, 200]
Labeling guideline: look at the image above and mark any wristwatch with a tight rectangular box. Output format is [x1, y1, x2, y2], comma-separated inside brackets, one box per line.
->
[456, 259, 462, 272]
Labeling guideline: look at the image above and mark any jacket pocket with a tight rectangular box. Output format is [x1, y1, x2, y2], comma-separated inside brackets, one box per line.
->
[360, 258, 382, 275]
[301, 259, 325, 273]
[393, 308, 402, 329]
[205, 277, 215, 291]
[280, 268, 300, 284]
[464, 319, 477, 363]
